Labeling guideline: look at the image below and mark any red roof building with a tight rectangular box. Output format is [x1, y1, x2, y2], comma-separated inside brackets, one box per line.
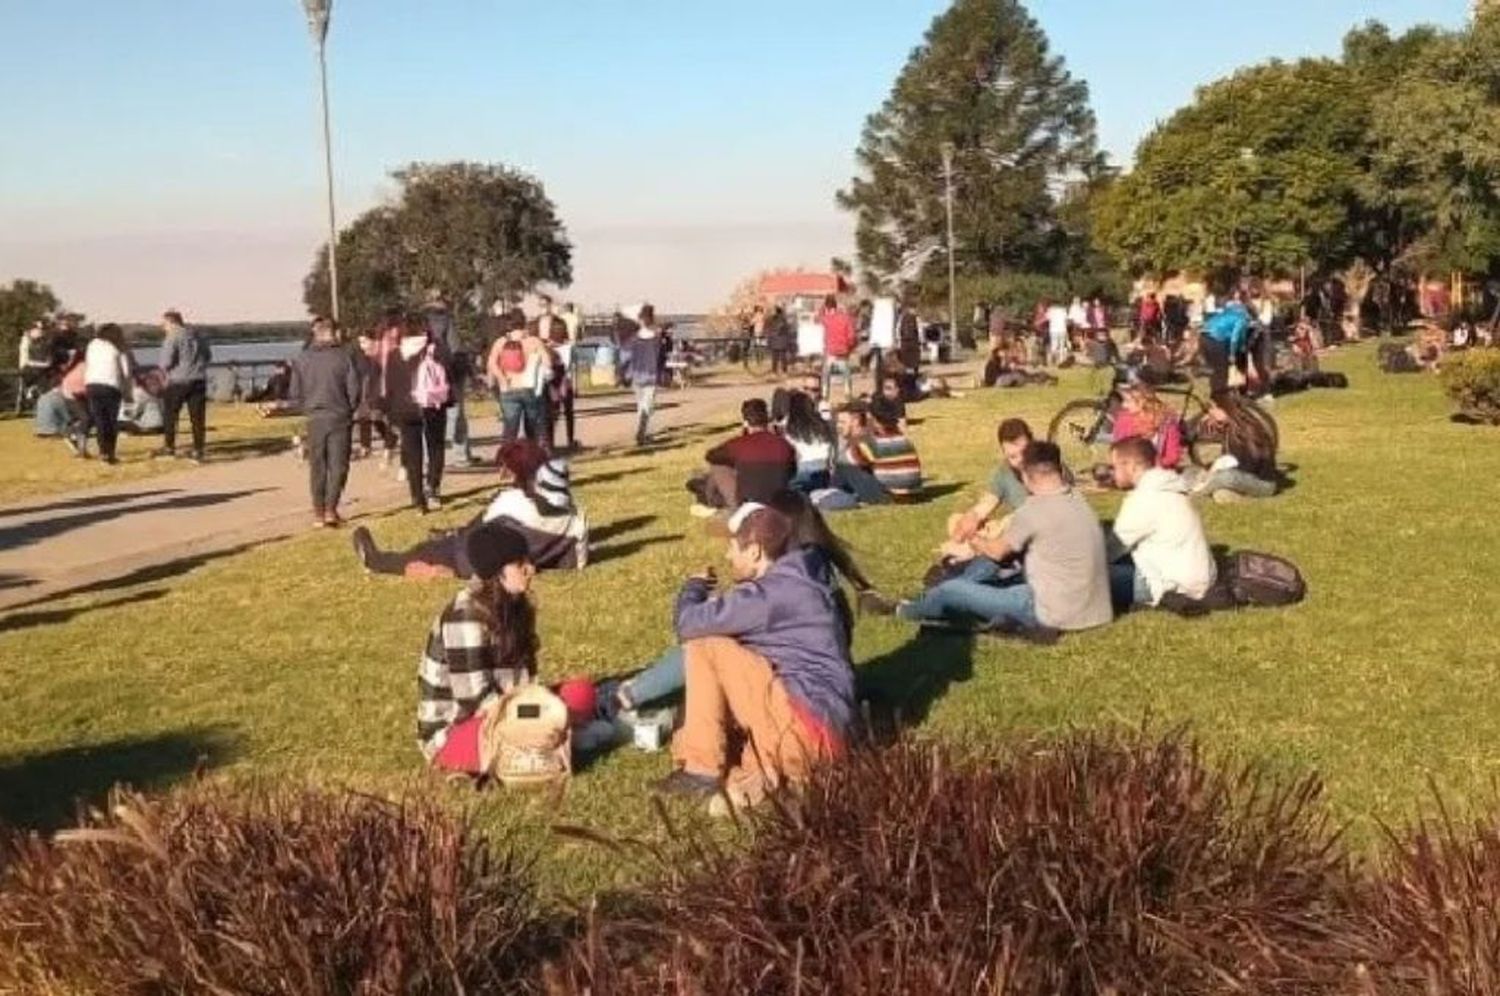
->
[757, 271, 851, 301]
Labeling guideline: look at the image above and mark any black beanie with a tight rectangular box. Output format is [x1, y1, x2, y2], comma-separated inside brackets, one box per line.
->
[465, 521, 530, 581]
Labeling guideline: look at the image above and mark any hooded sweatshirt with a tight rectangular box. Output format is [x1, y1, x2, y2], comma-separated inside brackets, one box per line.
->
[1111, 467, 1217, 603]
[673, 548, 854, 736]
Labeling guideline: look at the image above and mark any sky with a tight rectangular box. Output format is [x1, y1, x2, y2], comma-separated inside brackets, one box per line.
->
[0, 0, 1470, 323]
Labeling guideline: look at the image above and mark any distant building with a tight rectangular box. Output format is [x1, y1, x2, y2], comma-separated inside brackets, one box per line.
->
[756, 271, 852, 322]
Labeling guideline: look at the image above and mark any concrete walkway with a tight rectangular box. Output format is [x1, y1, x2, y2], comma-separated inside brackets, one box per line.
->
[0, 380, 772, 611]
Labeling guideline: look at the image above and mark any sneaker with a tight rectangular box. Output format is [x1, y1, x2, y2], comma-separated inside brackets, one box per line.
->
[1211, 490, 1247, 505]
[186, 450, 204, 464]
[707, 774, 770, 818]
[397, 467, 409, 483]
[857, 589, 901, 617]
[688, 502, 718, 519]
[982, 619, 1062, 646]
[653, 769, 720, 798]
[351, 527, 377, 572]
[102, 455, 119, 466]
[424, 494, 441, 513]
[323, 510, 344, 528]
[62, 435, 80, 457]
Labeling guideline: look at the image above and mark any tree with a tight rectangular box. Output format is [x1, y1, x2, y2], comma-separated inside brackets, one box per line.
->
[1093, 59, 1372, 285]
[303, 162, 572, 336]
[0, 279, 62, 368]
[838, 0, 1097, 291]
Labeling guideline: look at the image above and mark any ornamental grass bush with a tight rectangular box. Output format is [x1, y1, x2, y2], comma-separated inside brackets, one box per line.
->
[557, 729, 1372, 995]
[0, 783, 553, 996]
[1440, 348, 1500, 423]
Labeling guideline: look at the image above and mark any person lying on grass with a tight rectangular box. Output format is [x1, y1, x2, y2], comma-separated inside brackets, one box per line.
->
[1185, 391, 1280, 503]
[654, 502, 855, 814]
[352, 439, 588, 578]
[418, 522, 538, 776]
[604, 490, 871, 718]
[1105, 435, 1217, 616]
[860, 441, 1112, 645]
[686, 398, 796, 517]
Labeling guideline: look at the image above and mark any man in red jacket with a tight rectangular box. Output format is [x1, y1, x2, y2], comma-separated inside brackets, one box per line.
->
[819, 295, 858, 401]
[687, 398, 796, 515]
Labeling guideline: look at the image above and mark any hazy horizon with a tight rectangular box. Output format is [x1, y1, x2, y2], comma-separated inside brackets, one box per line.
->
[0, 0, 1467, 324]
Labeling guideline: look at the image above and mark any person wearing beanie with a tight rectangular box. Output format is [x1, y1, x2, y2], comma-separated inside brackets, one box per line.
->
[417, 521, 539, 774]
[350, 438, 588, 578]
[655, 502, 855, 814]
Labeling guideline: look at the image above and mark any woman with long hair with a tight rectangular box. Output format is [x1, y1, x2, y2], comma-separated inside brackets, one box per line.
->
[783, 390, 835, 491]
[384, 311, 450, 512]
[82, 323, 137, 464]
[603, 489, 870, 716]
[417, 521, 540, 775]
[1112, 383, 1183, 470]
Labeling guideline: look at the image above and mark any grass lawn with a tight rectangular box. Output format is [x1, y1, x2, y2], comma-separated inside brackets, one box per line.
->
[0, 405, 300, 503]
[2, 344, 1498, 898]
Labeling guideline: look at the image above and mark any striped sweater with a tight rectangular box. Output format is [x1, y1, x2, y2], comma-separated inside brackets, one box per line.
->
[855, 429, 923, 497]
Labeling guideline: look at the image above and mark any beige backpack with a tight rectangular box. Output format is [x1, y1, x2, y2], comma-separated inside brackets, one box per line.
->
[479, 685, 572, 788]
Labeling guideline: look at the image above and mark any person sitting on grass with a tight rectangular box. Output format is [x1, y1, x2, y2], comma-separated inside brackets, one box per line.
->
[862, 396, 923, 499]
[783, 390, 836, 492]
[1111, 383, 1183, 470]
[352, 439, 588, 578]
[687, 398, 796, 516]
[861, 441, 1112, 644]
[605, 489, 871, 717]
[808, 402, 887, 510]
[654, 502, 855, 814]
[1186, 392, 1280, 503]
[418, 522, 538, 776]
[1105, 436, 1217, 615]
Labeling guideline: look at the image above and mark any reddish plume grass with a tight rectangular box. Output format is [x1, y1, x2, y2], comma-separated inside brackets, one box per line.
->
[0, 782, 552, 995]
[556, 728, 1370, 995]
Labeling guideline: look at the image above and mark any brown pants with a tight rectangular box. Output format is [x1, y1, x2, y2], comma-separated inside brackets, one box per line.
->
[672, 636, 825, 787]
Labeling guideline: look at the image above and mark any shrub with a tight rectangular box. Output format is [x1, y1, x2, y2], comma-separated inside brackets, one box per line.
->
[0, 783, 552, 995]
[1359, 802, 1500, 992]
[558, 729, 1368, 995]
[1440, 348, 1500, 423]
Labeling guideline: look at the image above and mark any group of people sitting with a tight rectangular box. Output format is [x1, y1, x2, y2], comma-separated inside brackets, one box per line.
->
[684, 375, 927, 518]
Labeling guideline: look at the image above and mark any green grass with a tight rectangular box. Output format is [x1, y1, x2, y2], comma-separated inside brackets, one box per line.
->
[0, 405, 300, 503]
[2, 346, 1499, 897]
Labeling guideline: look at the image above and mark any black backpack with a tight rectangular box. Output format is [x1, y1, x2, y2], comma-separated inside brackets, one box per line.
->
[1228, 551, 1307, 607]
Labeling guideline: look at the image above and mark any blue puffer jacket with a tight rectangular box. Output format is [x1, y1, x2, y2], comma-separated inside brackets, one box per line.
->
[673, 548, 855, 735]
[1202, 302, 1251, 356]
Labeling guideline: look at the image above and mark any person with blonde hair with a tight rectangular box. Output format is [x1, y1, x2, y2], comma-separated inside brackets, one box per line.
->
[1112, 383, 1183, 470]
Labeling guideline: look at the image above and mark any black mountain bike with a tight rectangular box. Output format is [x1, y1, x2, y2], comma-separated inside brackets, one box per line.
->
[1046, 364, 1278, 473]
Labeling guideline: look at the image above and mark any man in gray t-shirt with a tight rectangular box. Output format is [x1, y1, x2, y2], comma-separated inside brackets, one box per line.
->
[876, 440, 1111, 638]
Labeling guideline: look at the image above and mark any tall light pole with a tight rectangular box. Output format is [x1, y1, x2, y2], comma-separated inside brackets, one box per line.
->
[302, 0, 339, 323]
[940, 142, 958, 348]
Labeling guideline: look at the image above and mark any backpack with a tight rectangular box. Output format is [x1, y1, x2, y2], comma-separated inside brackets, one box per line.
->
[1227, 551, 1306, 607]
[479, 685, 572, 788]
[498, 339, 527, 375]
[412, 345, 451, 408]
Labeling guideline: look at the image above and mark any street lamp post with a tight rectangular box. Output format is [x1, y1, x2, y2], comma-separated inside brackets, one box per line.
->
[302, 0, 340, 323]
[940, 142, 958, 350]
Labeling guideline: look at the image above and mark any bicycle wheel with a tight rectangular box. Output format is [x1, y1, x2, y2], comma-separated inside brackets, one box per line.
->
[1047, 399, 1113, 478]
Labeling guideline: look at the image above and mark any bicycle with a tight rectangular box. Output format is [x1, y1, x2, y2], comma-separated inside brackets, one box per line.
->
[1046, 363, 1277, 474]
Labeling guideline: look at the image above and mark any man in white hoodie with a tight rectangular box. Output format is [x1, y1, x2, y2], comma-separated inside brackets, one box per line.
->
[1107, 436, 1216, 613]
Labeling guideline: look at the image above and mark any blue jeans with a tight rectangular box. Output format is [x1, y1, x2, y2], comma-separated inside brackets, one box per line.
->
[634, 383, 657, 440]
[833, 462, 890, 505]
[499, 391, 542, 442]
[446, 392, 471, 464]
[899, 576, 1039, 629]
[1109, 561, 1152, 612]
[1185, 466, 1277, 499]
[623, 646, 684, 708]
[822, 357, 854, 398]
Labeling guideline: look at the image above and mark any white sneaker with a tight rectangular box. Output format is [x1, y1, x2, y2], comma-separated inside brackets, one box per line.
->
[397, 467, 408, 483]
[688, 503, 718, 519]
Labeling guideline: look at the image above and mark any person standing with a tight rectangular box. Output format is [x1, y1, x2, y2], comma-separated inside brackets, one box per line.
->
[489, 310, 549, 445]
[818, 295, 857, 400]
[82, 324, 136, 465]
[385, 313, 451, 513]
[426, 293, 472, 469]
[629, 303, 664, 446]
[534, 295, 576, 452]
[1044, 299, 1070, 366]
[289, 316, 362, 527]
[155, 309, 211, 462]
[18, 319, 53, 403]
[766, 305, 795, 375]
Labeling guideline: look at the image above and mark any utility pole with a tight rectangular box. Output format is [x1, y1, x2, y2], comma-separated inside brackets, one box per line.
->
[302, 0, 340, 323]
[941, 142, 957, 350]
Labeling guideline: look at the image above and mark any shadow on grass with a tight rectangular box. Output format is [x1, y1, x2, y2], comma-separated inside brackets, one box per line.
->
[591, 515, 657, 545]
[0, 572, 37, 591]
[0, 726, 241, 832]
[7, 541, 263, 612]
[856, 629, 977, 734]
[0, 588, 168, 634]
[591, 534, 684, 566]
[572, 466, 651, 488]
[204, 437, 296, 460]
[904, 482, 966, 506]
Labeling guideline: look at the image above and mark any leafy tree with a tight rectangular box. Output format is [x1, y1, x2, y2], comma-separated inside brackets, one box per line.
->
[0, 279, 62, 368]
[838, 0, 1097, 290]
[304, 162, 572, 337]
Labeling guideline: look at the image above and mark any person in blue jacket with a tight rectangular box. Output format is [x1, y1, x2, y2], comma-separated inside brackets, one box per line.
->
[655, 501, 855, 812]
[1199, 291, 1262, 395]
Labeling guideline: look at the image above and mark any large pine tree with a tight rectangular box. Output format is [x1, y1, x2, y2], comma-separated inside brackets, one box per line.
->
[838, 0, 1097, 291]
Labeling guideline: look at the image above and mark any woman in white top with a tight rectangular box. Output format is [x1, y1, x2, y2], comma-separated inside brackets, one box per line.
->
[83, 323, 136, 464]
[783, 390, 835, 491]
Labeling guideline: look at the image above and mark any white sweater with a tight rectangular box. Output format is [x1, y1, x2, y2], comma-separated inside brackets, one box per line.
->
[1111, 468, 1217, 603]
[84, 338, 133, 390]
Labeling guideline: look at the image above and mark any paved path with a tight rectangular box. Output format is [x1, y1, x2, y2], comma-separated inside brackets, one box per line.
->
[0, 381, 772, 611]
